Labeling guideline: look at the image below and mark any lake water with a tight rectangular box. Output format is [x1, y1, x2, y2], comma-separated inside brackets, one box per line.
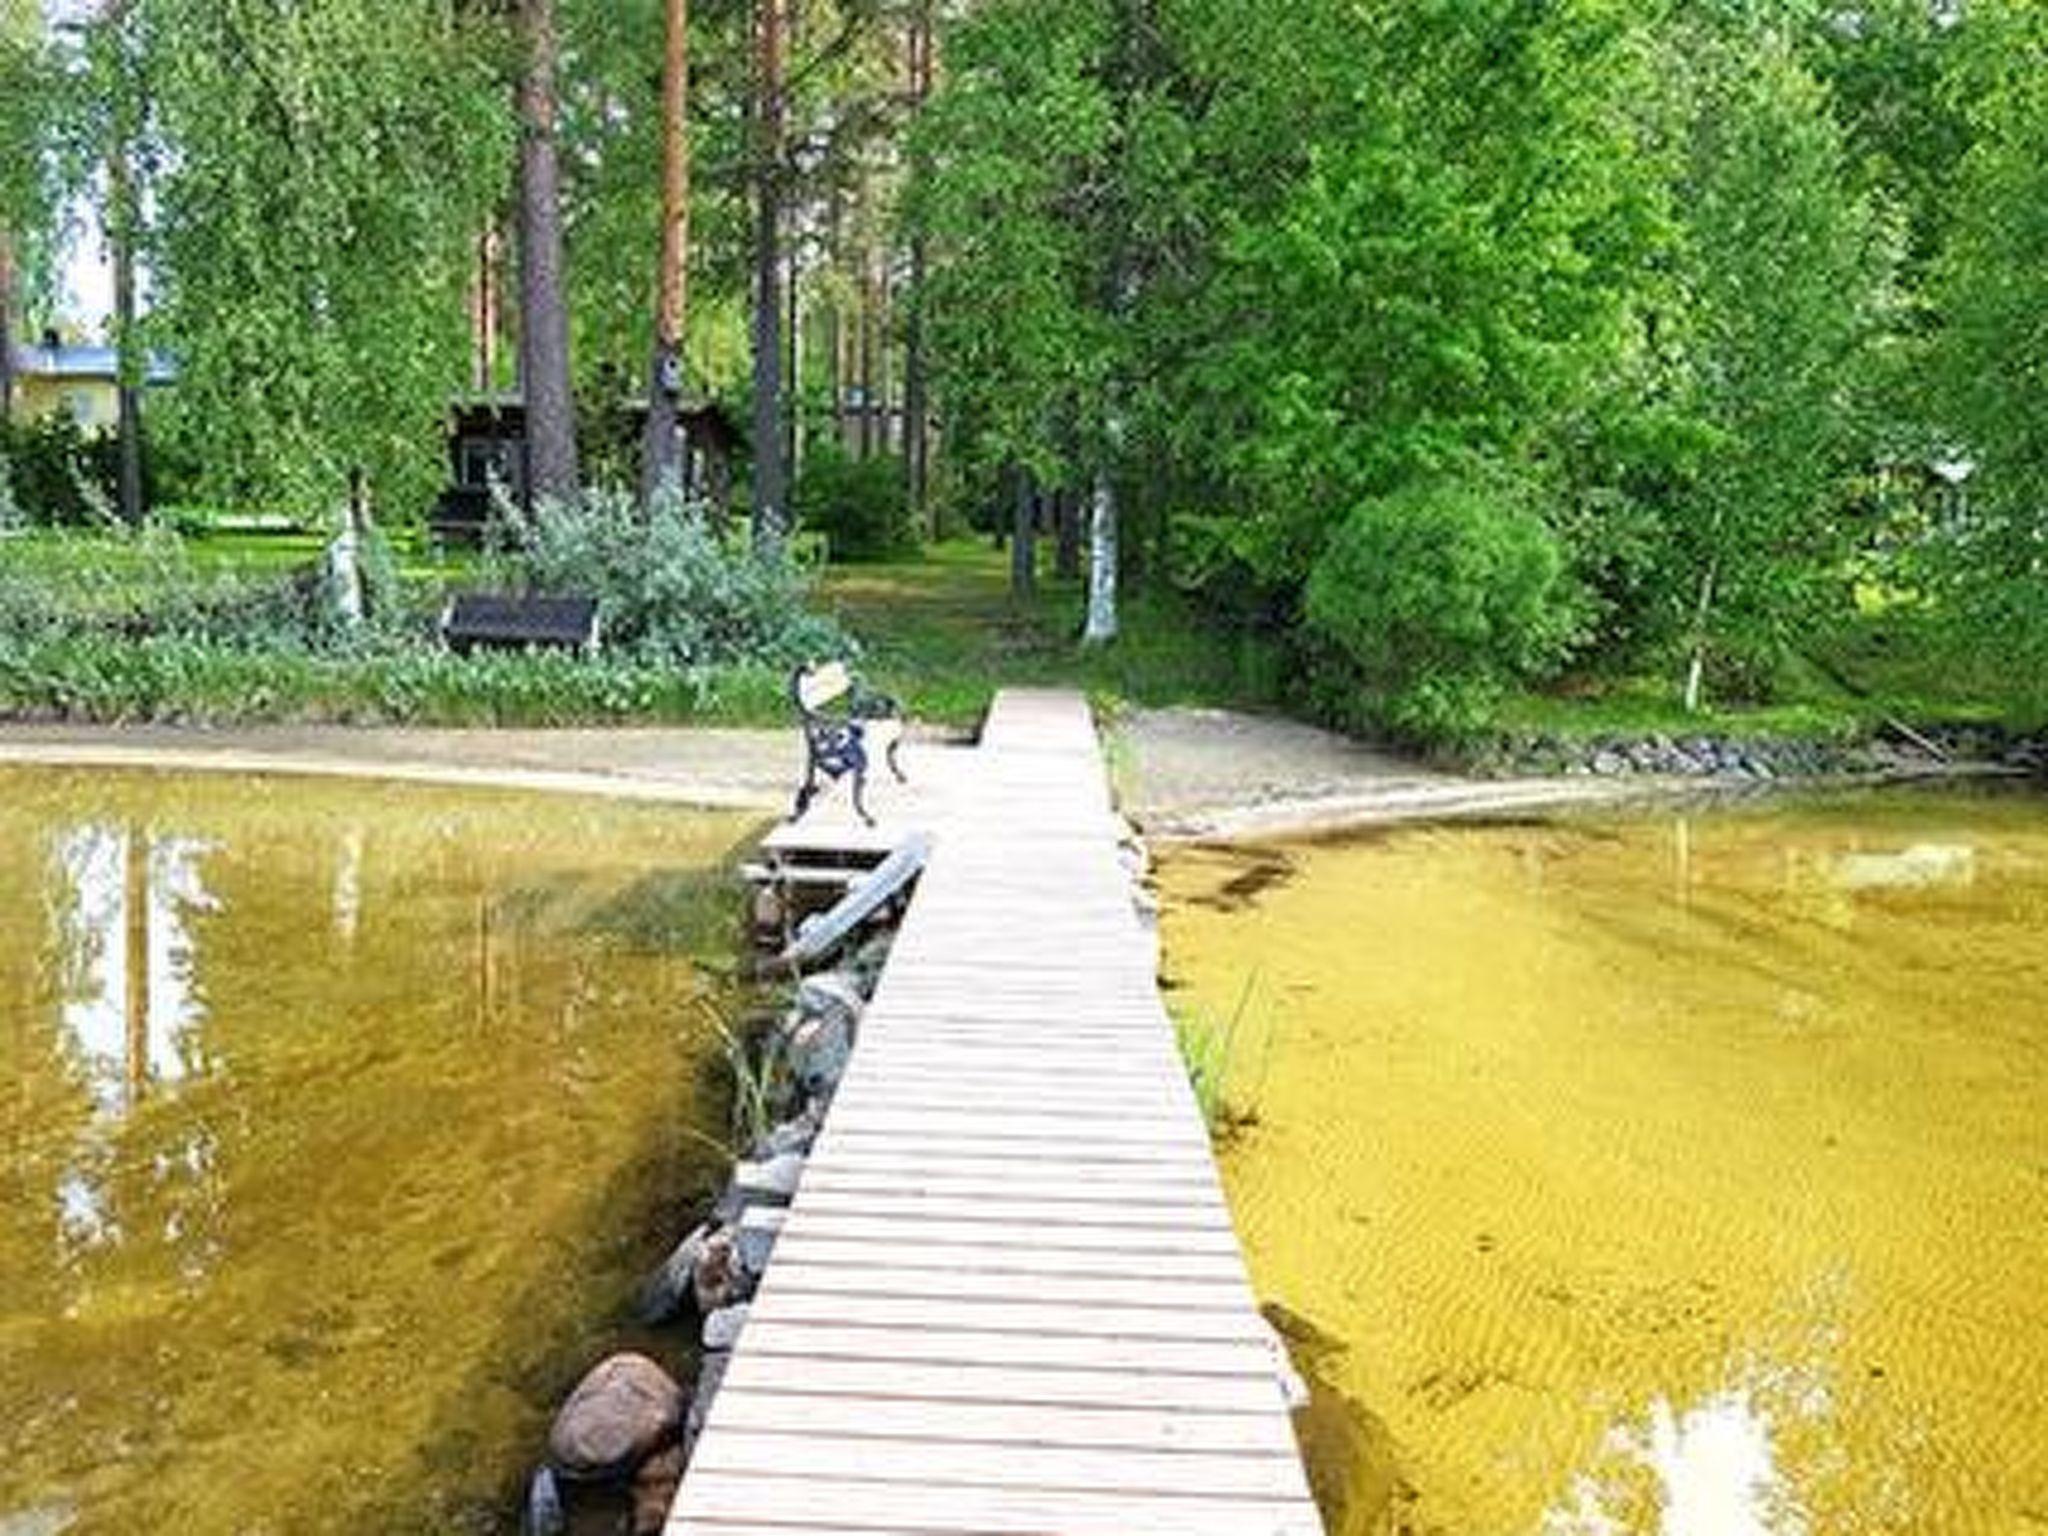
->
[0, 768, 755, 1534]
[1160, 787, 2048, 1536]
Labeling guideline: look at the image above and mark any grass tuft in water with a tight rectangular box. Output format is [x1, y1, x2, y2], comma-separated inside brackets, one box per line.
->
[1173, 972, 1274, 1138]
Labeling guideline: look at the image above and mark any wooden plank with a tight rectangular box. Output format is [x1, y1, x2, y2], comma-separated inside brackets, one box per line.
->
[765, 1233, 1251, 1283]
[778, 1189, 1234, 1232]
[671, 1475, 1323, 1536]
[816, 1108, 1210, 1146]
[690, 1429, 1314, 1499]
[737, 1320, 1277, 1376]
[759, 1260, 1252, 1311]
[744, 1290, 1267, 1344]
[789, 1147, 1220, 1186]
[711, 1349, 1290, 1414]
[705, 1390, 1297, 1455]
[808, 1131, 1224, 1177]
[742, 1211, 1244, 1255]
[795, 1168, 1228, 1211]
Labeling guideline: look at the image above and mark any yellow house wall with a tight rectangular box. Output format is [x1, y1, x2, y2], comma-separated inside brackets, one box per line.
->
[14, 375, 120, 430]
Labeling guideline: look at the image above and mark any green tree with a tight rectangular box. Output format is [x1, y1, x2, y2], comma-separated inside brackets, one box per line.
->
[1160, 0, 1669, 613]
[0, 0, 56, 424]
[141, 0, 514, 520]
[1658, 18, 1886, 709]
[1929, 0, 2048, 658]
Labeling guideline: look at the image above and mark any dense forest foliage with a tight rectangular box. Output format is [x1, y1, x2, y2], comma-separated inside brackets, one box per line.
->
[0, 0, 2041, 738]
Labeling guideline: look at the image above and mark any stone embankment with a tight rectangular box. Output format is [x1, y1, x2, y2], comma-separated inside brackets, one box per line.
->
[1483, 722, 2048, 782]
[522, 930, 895, 1535]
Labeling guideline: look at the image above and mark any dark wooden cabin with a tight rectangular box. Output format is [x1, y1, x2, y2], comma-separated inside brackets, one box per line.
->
[430, 395, 743, 544]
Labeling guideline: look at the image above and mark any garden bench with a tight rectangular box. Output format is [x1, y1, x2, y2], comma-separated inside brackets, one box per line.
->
[439, 592, 600, 657]
[790, 660, 906, 826]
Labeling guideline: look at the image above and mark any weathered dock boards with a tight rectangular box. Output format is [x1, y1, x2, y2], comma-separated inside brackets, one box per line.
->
[669, 689, 1322, 1536]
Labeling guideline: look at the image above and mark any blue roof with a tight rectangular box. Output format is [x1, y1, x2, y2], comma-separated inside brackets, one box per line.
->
[8, 343, 178, 385]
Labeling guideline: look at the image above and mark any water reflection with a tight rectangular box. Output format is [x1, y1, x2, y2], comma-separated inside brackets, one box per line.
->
[49, 825, 216, 1114]
[0, 768, 752, 1534]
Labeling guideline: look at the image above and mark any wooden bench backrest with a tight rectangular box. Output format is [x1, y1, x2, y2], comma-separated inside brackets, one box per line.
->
[796, 660, 853, 713]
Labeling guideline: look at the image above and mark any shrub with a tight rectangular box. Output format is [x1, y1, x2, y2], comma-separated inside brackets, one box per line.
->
[1304, 480, 1566, 741]
[0, 523, 354, 646]
[795, 447, 916, 562]
[504, 485, 847, 667]
[0, 414, 121, 526]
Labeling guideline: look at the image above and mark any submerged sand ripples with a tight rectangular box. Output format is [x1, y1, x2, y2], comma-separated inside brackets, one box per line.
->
[1162, 788, 2048, 1536]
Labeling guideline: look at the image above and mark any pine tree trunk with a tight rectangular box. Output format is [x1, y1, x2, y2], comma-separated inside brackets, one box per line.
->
[749, 0, 787, 551]
[785, 240, 800, 478]
[1083, 467, 1118, 644]
[1010, 464, 1036, 598]
[123, 826, 150, 1110]
[105, 0, 145, 525]
[640, 0, 691, 504]
[517, 0, 579, 506]
[903, 0, 933, 536]
[1054, 487, 1081, 579]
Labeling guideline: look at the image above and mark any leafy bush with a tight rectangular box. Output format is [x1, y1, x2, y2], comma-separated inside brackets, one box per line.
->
[795, 447, 916, 562]
[0, 414, 124, 526]
[504, 484, 846, 666]
[0, 631, 790, 726]
[1304, 481, 1566, 741]
[0, 523, 379, 646]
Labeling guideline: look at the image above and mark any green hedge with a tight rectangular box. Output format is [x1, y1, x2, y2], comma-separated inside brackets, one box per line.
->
[0, 634, 791, 727]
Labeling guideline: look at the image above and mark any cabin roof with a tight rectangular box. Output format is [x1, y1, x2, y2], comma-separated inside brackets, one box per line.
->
[7, 342, 178, 386]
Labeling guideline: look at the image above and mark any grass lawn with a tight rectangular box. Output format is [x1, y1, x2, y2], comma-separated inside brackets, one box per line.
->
[820, 540, 1284, 729]
[1496, 609, 2036, 746]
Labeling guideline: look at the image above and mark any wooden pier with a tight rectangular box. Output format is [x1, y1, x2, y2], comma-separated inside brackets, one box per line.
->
[668, 689, 1322, 1535]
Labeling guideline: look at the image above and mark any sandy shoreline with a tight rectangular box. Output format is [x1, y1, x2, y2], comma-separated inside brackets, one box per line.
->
[0, 710, 2026, 842]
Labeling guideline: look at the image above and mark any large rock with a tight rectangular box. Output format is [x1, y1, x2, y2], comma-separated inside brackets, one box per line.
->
[523, 1465, 565, 1536]
[730, 1152, 805, 1206]
[750, 1104, 821, 1162]
[736, 1205, 787, 1275]
[629, 1443, 687, 1536]
[692, 1225, 747, 1313]
[845, 931, 894, 992]
[703, 1302, 750, 1352]
[783, 1012, 852, 1095]
[796, 971, 866, 1029]
[635, 1223, 711, 1325]
[546, 1353, 685, 1483]
[685, 1350, 732, 1447]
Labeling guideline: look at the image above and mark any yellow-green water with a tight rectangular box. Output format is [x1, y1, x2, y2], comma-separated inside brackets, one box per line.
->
[0, 768, 755, 1535]
[1161, 788, 2048, 1536]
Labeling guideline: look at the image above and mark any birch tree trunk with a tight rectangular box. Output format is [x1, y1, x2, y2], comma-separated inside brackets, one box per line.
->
[1083, 467, 1118, 644]
[640, 0, 690, 504]
[517, 0, 579, 506]
[1683, 558, 1719, 714]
